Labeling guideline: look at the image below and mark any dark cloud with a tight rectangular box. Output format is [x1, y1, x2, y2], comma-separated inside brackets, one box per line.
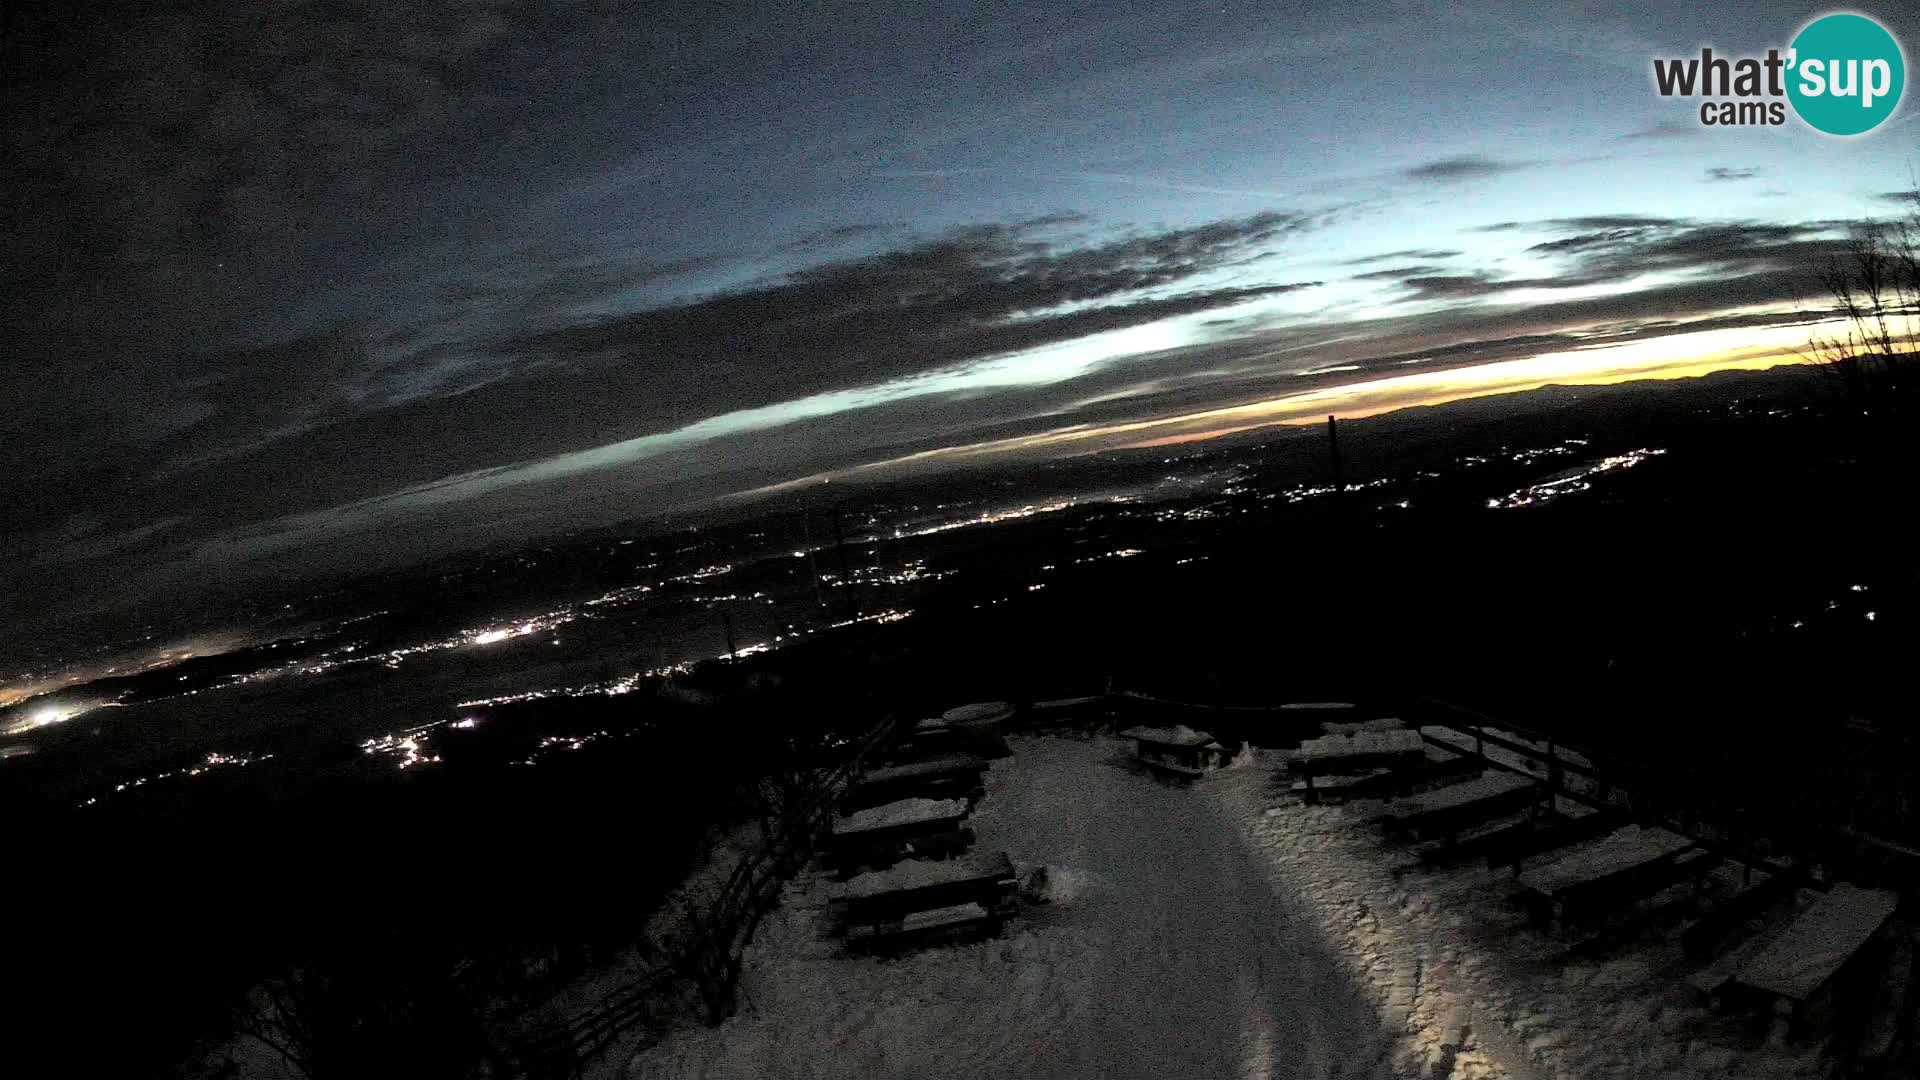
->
[1542, 215, 1681, 231]
[1404, 156, 1534, 182]
[1341, 248, 1462, 265]
[1521, 218, 1846, 283]
[1344, 216, 1847, 314]
[4, 209, 1326, 613]
[4, 0, 1901, 650]
[1705, 167, 1759, 182]
[492, 211, 1324, 409]
[1391, 273, 1608, 300]
[1351, 265, 1450, 281]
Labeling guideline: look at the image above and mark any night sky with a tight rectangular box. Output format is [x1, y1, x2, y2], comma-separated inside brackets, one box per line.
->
[4, 1, 1916, 637]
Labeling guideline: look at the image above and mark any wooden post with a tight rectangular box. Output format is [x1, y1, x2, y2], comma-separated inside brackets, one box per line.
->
[1546, 738, 1562, 810]
[1327, 414, 1343, 487]
[1327, 414, 1346, 517]
[722, 611, 737, 661]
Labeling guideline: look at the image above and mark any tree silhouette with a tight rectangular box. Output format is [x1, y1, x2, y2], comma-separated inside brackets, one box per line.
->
[1804, 187, 1920, 417]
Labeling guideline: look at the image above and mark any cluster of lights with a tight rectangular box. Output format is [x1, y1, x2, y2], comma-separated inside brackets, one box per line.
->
[769, 607, 912, 647]
[1486, 448, 1666, 510]
[1262, 478, 1388, 505]
[78, 748, 274, 808]
[512, 727, 656, 766]
[453, 662, 697, 709]
[467, 607, 916, 712]
[1751, 583, 1883, 637]
[687, 591, 773, 605]
[467, 614, 576, 647]
[1507, 437, 1590, 464]
[1070, 547, 1145, 566]
[876, 500, 1078, 542]
[584, 583, 654, 608]
[541, 731, 602, 752]
[3, 699, 121, 736]
[1153, 506, 1223, 523]
[838, 560, 957, 586]
[360, 721, 454, 769]
[293, 610, 582, 678]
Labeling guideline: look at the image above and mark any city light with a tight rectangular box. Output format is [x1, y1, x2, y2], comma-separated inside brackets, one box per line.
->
[1487, 449, 1667, 510]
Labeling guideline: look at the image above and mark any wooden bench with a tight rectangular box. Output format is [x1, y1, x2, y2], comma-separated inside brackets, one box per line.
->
[1377, 773, 1540, 841]
[1555, 847, 1722, 935]
[1289, 767, 1392, 804]
[1564, 850, 1732, 962]
[840, 756, 989, 812]
[826, 797, 975, 875]
[1487, 809, 1624, 872]
[1119, 726, 1233, 779]
[1414, 809, 1542, 867]
[1723, 884, 1900, 1030]
[1340, 754, 1484, 803]
[835, 851, 1019, 953]
[1294, 728, 1427, 777]
[1514, 825, 1696, 930]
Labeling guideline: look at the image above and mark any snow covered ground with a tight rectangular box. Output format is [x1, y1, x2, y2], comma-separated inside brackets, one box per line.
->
[1226, 764, 1836, 1080]
[627, 736, 1849, 1079]
[629, 736, 1393, 1078]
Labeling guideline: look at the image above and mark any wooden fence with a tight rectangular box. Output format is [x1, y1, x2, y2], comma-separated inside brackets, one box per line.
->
[493, 717, 897, 1078]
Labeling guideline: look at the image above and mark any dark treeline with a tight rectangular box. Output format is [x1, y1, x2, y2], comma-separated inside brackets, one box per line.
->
[7, 656, 891, 1079]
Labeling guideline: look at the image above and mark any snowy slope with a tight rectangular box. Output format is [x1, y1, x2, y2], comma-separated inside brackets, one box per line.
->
[630, 738, 1842, 1080]
[632, 736, 1396, 1079]
[1218, 757, 1833, 1080]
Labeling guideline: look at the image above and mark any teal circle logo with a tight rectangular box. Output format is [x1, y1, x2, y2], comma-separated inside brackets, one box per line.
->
[1787, 13, 1905, 136]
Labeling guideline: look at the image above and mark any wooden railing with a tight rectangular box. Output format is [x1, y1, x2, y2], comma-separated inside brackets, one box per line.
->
[494, 717, 897, 1078]
[1411, 698, 1818, 889]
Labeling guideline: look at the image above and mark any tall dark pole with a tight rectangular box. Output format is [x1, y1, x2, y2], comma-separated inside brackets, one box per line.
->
[832, 503, 860, 621]
[1326, 414, 1344, 491]
[1327, 414, 1347, 519]
[721, 611, 738, 661]
[800, 511, 826, 610]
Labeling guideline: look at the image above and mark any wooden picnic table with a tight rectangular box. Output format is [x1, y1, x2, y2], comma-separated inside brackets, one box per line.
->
[841, 755, 989, 811]
[1731, 884, 1900, 1006]
[835, 851, 1018, 928]
[832, 796, 969, 839]
[1294, 728, 1425, 776]
[1487, 809, 1623, 871]
[1516, 826, 1697, 926]
[827, 796, 975, 874]
[1377, 773, 1537, 839]
[835, 851, 1019, 952]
